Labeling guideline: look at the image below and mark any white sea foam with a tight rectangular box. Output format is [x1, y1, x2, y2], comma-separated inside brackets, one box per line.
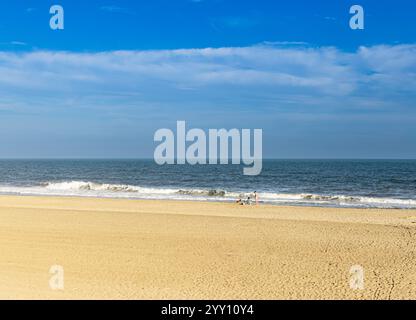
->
[0, 181, 415, 209]
[43, 181, 176, 194]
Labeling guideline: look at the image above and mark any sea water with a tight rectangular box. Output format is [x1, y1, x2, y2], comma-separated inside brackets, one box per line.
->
[0, 159, 415, 209]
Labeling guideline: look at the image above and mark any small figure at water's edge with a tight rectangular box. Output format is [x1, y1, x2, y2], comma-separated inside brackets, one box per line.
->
[254, 191, 259, 205]
[236, 192, 259, 206]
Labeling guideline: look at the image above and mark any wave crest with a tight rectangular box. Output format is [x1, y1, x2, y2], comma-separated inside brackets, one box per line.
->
[0, 181, 415, 209]
[43, 181, 142, 193]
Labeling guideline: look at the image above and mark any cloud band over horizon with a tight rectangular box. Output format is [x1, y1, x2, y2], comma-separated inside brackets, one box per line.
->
[0, 43, 415, 158]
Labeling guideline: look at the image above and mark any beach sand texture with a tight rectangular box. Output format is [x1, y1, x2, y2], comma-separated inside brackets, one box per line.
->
[0, 195, 415, 300]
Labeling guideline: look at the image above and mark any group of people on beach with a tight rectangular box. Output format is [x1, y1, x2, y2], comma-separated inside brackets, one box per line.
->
[236, 191, 259, 206]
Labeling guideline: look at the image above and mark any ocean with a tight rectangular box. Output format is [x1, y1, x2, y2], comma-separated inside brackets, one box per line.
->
[0, 159, 415, 209]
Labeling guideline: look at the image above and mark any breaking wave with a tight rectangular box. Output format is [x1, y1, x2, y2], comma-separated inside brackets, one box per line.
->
[0, 180, 415, 209]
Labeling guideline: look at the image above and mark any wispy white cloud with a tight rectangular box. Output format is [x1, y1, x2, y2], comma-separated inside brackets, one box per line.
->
[10, 41, 27, 46]
[261, 41, 309, 46]
[0, 43, 414, 115]
[211, 16, 259, 30]
[100, 5, 134, 15]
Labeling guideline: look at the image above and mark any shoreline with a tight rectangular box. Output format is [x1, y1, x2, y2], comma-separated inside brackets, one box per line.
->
[0, 192, 415, 210]
[1, 195, 415, 299]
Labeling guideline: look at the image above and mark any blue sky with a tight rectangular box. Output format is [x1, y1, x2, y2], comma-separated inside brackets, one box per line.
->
[0, 0, 415, 158]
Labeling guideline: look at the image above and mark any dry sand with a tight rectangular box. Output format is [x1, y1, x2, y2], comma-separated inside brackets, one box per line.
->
[0, 195, 415, 300]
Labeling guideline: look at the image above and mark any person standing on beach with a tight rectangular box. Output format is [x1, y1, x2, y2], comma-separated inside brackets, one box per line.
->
[254, 191, 259, 205]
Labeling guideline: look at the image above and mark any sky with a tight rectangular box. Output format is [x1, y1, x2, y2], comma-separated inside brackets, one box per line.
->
[0, 0, 415, 158]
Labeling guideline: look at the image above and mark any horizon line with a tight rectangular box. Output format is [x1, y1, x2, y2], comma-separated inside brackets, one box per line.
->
[0, 158, 415, 161]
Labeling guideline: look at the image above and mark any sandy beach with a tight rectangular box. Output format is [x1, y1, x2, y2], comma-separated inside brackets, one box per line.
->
[0, 195, 415, 300]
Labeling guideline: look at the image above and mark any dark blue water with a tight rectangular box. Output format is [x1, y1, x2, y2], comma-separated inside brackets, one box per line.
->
[0, 159, 415, 208]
